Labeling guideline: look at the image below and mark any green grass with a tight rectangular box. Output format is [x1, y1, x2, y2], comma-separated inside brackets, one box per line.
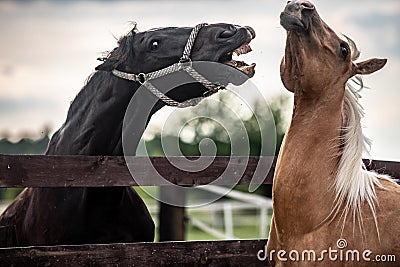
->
[186, 224, 220, 240]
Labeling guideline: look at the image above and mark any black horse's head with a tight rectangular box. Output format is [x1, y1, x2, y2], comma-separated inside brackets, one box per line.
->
[96, 23, 256, 102]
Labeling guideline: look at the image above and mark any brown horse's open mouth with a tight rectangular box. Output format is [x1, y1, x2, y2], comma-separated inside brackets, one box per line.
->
[219, 28, 256, 78]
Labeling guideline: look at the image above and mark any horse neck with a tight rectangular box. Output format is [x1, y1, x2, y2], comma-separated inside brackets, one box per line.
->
[273, 84, 344, 236]
[47, 71, 162, 156]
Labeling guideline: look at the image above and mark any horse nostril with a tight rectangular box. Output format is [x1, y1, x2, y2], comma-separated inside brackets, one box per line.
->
[245, 26, 256, 39]
[301, 1, 314, 10]
[219, 26, 237, 39]
[286, 1, 314, 13]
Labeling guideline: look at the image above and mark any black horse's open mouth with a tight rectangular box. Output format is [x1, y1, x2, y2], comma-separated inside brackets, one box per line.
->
[219, 28, 256, 78]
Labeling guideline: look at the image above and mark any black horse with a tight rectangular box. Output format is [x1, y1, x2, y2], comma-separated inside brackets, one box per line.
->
[0, 23, 255, 246]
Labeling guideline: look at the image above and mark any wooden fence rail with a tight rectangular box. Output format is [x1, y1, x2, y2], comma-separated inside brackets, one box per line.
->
[1, 155, 399, 187]
[0, 155, 276, 187]
[0, 239, 268, 267]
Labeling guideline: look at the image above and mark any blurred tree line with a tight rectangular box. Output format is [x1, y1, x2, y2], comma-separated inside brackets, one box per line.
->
[0, 135, 49, 155]
[0, 129, 50, 200]
[143, 93, 289, 157]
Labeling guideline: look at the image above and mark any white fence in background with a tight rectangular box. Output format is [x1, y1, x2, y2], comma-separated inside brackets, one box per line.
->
[148, 186, 272, 240]
[193, 185, 272, 239]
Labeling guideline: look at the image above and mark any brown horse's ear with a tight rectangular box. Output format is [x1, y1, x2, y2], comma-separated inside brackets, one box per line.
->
[355, 58, 387, 75]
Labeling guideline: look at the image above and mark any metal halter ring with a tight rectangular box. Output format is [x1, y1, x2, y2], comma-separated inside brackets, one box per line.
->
[178, 58, 192, 70]
[137, 73, 146, 84]
[179, 57, 192, 64]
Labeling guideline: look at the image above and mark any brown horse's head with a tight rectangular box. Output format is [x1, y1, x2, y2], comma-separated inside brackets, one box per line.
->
[280, 0, 387, 95]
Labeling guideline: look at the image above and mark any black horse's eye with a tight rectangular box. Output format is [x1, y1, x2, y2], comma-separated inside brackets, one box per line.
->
[151, 41, 159, 50]
[340, 42, 349, 59]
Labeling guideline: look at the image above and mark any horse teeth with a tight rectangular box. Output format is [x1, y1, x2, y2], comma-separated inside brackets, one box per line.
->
[224, 60, 238, 67]
[239, 63, 256, 77]
[243, 44, 252, 54]
[234, 43, 252, 56]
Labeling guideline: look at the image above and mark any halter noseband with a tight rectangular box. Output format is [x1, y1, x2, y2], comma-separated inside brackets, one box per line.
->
[111, 23, 225, 108]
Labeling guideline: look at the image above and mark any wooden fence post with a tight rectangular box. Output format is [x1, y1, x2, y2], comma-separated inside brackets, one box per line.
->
[158, 186, 186, 241]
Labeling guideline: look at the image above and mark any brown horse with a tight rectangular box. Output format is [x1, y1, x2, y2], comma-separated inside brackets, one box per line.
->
[0, 23, 256, 247]
[268, 1, 400, 266]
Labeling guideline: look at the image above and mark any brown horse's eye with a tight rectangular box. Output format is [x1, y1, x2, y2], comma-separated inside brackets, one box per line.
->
[340, 42, 349, 59]
[151, 41, 159, 50]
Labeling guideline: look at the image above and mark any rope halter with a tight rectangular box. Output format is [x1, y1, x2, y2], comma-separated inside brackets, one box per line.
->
[112, 23, 225, 108]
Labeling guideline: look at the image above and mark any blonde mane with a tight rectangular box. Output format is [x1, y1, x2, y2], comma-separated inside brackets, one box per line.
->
[329, 39, 394, 240]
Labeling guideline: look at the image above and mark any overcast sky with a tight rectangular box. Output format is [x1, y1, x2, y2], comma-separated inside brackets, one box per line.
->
[0, 0, 399, 160]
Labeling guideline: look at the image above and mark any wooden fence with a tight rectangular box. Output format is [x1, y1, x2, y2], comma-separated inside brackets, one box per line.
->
[0, 155, 399, 266]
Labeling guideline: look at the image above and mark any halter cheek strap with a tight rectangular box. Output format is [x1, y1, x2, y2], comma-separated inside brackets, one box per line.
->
[111, 23, 225, 108]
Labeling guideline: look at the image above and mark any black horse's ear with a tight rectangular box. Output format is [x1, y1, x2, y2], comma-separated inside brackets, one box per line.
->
[95, 32, 136, 72]
[95, 58, 119, 71]
[95, 48, 120, 71]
